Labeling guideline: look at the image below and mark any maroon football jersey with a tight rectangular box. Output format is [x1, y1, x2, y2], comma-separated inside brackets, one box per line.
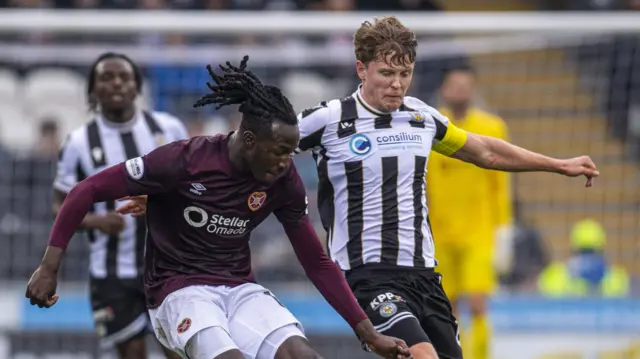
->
[123, 134, 308, 308]
[48, 132, 367, 328]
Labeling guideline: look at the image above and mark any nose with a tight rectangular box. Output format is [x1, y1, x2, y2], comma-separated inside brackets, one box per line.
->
[276, 157, 289, 172]
[390, 77, 401, 90]
[111, 76, 124, 88]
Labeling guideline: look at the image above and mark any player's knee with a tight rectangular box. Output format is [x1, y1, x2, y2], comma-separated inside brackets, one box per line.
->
[274, 336, 323, 359]
[468, 294, 487, 316]
[410, 342, 439, 359]
[185, 326, 242, 359]
[116, 337, 147, 359]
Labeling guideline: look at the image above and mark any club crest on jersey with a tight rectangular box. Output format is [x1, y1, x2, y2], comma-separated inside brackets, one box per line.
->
[410, 112, 424, 122]
[177, 318, 192, 334]
[380, 303, 397, 318]
[248, 191, 267, 211]
[91, 147, 103, 163]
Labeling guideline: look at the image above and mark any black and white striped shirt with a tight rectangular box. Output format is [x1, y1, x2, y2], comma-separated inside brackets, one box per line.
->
[54, 110, 189, 279]
[296, 87, 467, 271]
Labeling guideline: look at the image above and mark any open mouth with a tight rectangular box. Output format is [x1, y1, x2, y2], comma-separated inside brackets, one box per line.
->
[109, 93, 125, 102]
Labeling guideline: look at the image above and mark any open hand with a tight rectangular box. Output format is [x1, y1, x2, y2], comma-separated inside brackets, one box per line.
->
[558, 156, 599, 187]
[116, 195, 148, 217]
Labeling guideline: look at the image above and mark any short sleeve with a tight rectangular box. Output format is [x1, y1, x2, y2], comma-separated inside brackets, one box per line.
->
[53, 134, 82, 193]
[124, 139, 190, 195]
[430, 110, 468, 156]
[274, 165, 309, 228]
[296, 101, 330, 153]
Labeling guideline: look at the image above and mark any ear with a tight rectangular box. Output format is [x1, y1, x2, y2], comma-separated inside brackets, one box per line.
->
[242, 130, 256, 149]
[356, 60, 367, 82]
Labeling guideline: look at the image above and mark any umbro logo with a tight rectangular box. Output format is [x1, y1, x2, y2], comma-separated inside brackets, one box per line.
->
[340, 121, 354, 129]
[190, 183, 206, 196]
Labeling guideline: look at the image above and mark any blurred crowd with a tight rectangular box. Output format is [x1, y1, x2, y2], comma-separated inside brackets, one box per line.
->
[1, 0, 639, 11]
[2, 0, 640, 11]
[0, 0, 441, 10]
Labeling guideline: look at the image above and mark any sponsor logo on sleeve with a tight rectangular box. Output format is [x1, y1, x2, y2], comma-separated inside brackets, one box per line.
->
[125, 157, 144, 180]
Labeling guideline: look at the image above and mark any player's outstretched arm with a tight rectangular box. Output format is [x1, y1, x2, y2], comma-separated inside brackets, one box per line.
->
[27, 140, 189, 309]
[451, 132, 600, 187]
[282, 218, 410, 359]
[26, 163, 137, 308]
[274, 171, 410, 358]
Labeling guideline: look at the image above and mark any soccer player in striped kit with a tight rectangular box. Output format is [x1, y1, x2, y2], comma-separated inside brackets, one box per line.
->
[294, 16, 599, 359]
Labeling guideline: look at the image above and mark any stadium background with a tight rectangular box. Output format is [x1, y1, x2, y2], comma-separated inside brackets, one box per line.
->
[0, 0, 639, 358]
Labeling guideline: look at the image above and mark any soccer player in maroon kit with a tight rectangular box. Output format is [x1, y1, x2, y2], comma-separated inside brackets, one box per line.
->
[26, 57, 410, 359]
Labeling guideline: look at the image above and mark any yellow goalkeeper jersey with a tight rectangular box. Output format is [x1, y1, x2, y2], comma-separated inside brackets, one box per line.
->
[427, 107, 512, 246]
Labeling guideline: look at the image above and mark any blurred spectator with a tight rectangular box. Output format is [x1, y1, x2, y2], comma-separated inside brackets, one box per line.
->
[298, 0, 440, 10]
[32, 118, 60, 160]
[55, 0, 99, 8]
[538, 219, 630, 297]
[355, 0, 440, 11]
[139, 0, 166, 9]
[8, 0, 50, 7]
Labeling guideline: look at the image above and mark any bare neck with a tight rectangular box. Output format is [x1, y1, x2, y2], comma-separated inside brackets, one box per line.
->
[448, 105, 469, 122]
[102, 106, 136, 124]
[359, 85, 388, 114]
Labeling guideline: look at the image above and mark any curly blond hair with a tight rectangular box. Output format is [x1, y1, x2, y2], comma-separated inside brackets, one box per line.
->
[353, 16, 417, 66]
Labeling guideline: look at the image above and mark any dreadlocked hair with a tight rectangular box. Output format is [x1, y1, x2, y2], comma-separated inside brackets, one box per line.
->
[193, 55, 297, 136]
[87, 52, 142, 112]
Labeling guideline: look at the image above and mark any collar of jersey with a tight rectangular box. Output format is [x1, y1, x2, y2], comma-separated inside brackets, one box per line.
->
[355, 84, 400, 117]
[97, 109, 141, 132]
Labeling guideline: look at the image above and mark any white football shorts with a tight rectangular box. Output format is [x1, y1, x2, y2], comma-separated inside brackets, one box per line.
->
[148, 283, 306, 359]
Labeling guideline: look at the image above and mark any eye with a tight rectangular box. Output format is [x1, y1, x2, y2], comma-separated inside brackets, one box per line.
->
[100, 73, 114, 81]
[274, 147, 292, 156]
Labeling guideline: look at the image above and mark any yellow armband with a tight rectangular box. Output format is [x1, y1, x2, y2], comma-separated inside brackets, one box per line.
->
[432, 123, 467, 156]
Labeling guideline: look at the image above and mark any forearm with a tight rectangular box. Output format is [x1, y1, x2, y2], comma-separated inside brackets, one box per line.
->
[285, 220, 368, 329]
[53, 193, 107, 230]
[40, 246, 64, 273]
[470, 135, 561, 173]
[48, 164, 130, 253]
[80, 214, 107, 230]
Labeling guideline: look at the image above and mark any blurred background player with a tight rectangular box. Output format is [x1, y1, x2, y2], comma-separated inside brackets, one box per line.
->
[538, 219, 629, 298]
[427, 65, 512, 359]
[53, 52, 188, 359]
